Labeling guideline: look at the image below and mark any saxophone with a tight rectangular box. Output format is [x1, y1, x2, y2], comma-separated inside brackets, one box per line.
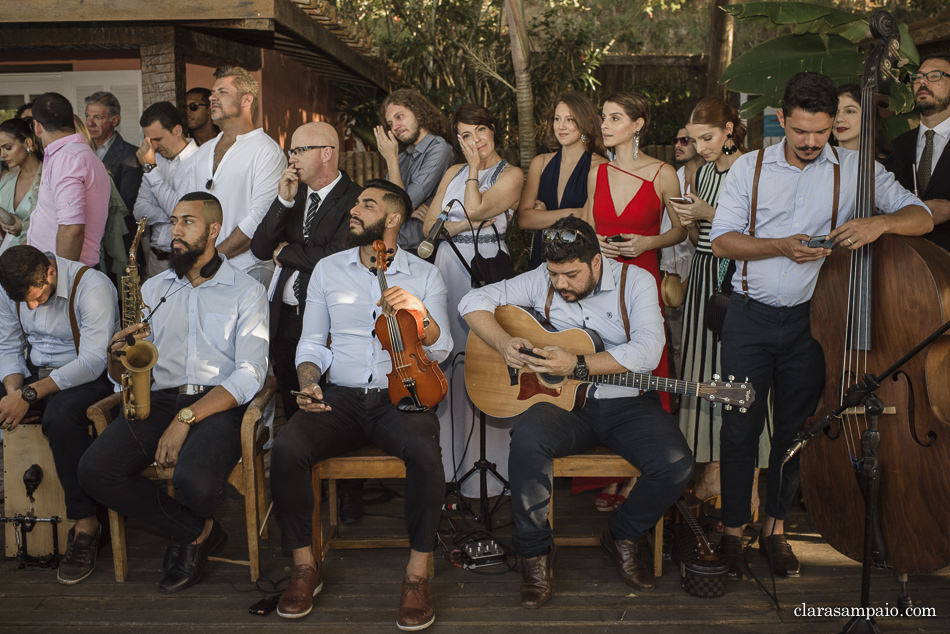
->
[120, 217, 159, 420]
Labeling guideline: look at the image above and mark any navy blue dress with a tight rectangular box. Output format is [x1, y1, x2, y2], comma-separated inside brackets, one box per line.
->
[529, 149, 593, 268]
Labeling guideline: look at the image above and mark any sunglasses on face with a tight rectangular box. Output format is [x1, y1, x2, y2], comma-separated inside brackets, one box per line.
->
[542, 228, 583, 244]
[674, 136, 691, 146]
[186, 103, 209, 111]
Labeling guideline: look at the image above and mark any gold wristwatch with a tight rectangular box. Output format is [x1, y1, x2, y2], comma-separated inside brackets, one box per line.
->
[177, 408, 197, 426]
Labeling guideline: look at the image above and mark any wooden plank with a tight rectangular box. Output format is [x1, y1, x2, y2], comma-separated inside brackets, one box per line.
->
[0, 1, 274, 23]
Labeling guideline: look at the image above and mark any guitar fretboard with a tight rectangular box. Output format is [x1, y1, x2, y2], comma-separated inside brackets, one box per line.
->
[591, 372, 698, 396]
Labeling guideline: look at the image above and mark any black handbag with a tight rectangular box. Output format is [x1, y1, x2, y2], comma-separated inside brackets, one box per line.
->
[703, 259, 735, 335]
[469, 221, 514, 287]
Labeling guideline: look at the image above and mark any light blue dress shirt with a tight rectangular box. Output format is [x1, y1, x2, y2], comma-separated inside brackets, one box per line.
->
[458, 257, 665, 400]
[0, 256, 118, 390]
[141, 257, 269, 405]
[711, 140, 928, 307]
[296, 246, 453, 388]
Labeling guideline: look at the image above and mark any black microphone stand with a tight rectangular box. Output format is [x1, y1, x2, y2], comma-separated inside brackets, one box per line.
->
[442, 230, 510, 531]
[784, 317, 950, 634]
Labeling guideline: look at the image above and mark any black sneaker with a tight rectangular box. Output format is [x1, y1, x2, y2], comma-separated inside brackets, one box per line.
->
[718, 534, 752, 580]
[57, 526, 101, 585]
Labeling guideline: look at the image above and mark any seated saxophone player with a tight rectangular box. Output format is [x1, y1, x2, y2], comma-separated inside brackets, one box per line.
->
[0, 245, 119, 584]
[77, 192, 269, 593]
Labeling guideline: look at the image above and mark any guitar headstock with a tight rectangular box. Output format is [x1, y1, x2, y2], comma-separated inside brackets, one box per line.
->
[697, 374, 755, 412]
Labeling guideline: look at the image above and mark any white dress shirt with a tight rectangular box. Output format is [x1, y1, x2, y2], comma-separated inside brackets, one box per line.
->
[0, 256, 118, 390]
[458, 257, 665, 399]
[188, 129, 287, 271]
[711, 140, 928, 307]
[133, 139, 199, 252]
[296, 246, 453, 389]
[95, 134, 117, 160]
[141, 257, 269, 404]
[915, 115, 950, 179]
[277, 171, 344, 306]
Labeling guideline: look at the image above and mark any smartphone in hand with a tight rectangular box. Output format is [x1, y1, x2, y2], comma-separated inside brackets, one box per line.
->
[290, 389, 325, 405]
[805, 235, 835, 249]
[669, 196, 693, 204]
[605, 234, 625, 243]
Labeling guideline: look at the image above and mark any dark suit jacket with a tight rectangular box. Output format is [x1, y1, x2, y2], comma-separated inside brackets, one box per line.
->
[101, 132, 143, 213]
[251, 170, 362, 336]
[885, 127, 950, 251]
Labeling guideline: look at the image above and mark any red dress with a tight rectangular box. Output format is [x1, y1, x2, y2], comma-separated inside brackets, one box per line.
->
[591, 163, 672, 408]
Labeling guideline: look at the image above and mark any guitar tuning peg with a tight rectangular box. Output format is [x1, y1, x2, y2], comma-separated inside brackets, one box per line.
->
[739, 407, 747, 413]
[744, 376, 749, 382]
[712, 373, 720, 381]
[724, 404, 733, 411]
[727, 374, 735, 381]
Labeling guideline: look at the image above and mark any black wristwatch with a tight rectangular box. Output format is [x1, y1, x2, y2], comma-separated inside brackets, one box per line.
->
[20, 384, 38, 405]
[573, 355, 589, 380]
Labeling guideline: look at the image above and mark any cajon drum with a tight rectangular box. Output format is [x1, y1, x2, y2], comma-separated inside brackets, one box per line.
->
[2, 422, 69, 559]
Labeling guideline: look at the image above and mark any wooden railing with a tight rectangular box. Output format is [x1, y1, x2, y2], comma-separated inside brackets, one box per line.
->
[340, 150, 385, 186]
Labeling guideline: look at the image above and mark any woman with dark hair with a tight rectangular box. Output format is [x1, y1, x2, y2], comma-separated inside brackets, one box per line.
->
[669, 96, 768, 504]
[833, 84, 861, 151]
[424, 103, 523, 497]
[0, 118, 42, 253]
[518, 92, 606, 268]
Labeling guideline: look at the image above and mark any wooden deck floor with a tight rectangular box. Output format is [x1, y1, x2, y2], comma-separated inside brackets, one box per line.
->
[2, 477, 949, 633]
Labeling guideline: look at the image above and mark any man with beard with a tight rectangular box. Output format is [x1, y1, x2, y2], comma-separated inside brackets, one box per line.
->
[188, 66, 285, 281]
[710, 72, 931, 580]
[251, 121, 361, 418]
[374, 89, 455, 251]
[886, 55, 950, 251]
[269, 180, 450, 629]
[460, 216, 693, 608]
[133, 101, 200, 278]
[0, 245, 118, 585]
[78, 192, 269, 593]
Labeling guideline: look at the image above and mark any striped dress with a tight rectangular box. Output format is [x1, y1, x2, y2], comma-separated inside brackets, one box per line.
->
[677, 161, 771, 466]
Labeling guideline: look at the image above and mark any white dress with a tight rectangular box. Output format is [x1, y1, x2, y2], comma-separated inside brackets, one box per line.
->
[433, 161, 511, 497]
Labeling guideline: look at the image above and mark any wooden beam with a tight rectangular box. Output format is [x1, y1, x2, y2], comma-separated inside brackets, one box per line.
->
[272, 0, 390, 90]
[0, 1, 273, 23]
[178, 28, 264, 71]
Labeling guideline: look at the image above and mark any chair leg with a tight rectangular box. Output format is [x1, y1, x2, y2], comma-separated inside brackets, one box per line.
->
[109, 509, 128, 583]
[652, 515, 664, 579]
[242, 465, 260, 583]
[254, 452, 269, 540]
[311, 471, 325, 564]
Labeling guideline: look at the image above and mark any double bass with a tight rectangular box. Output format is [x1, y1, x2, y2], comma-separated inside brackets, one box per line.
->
[802, 12, 950, 575]
[371, 240, 448, 411]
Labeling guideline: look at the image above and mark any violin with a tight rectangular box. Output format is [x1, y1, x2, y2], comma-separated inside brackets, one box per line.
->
[371, 240, 448, 411]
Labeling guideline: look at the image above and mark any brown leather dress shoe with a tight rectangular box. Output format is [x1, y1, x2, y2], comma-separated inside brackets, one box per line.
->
[760, 533, 800, 577]
[397, 574, 435, 631]
[718, 534, 752, 580]
[519, 546, 554, 609]
[277, 564, 323, 619]
[600, 528, 655, 591]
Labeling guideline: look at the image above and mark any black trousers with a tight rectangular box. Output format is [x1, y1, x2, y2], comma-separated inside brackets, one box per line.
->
[270, 384, 444, 554]
[1, 373, 113, 520]
[719, 294, 825, 527]
[509, 392, 693, 558]
[78, 391, 246, 543]
[271, 304, 305, 418]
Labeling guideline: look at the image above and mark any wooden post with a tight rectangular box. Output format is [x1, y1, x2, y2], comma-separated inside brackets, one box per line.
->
[140, 27, 186, 109]
[705, 1, 735, 98]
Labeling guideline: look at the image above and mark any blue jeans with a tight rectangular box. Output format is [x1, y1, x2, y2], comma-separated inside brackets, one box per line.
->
[78, 391, 245, 543]
[509, 392, 693, 557]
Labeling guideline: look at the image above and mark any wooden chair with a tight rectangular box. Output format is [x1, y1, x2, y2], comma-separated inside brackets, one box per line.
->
[85, 376, 276, 582]
[550, 447, 664, 578]
[310, 446, 434, 577]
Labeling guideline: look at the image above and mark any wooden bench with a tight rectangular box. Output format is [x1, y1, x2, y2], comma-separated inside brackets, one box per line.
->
[551, 447, 664, 578]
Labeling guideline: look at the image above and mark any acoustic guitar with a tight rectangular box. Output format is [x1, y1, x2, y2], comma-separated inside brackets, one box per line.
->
[464, 305, 755, 419]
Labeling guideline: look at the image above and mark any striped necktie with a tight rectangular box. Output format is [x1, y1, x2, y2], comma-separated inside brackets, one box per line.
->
[293, 192, 322, 302]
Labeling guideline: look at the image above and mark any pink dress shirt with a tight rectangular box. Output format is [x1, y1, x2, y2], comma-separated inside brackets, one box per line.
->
[27, 133, 110, 266]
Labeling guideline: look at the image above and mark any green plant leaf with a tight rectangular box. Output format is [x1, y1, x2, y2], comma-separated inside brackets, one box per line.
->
[897, 22, 920, 67]
[738, 93, 777, 119]
[725, 2, 857, 27]
[881, 111, 916, 143]
[721, 33, 863, 95]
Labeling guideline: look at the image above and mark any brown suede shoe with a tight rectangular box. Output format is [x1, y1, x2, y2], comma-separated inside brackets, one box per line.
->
[600, 527, 655, 591]
[396, 574, 435, 631]
[519, 545, 555, 609]
[760, 533, 801, 578]
[276, 564, 323, 619]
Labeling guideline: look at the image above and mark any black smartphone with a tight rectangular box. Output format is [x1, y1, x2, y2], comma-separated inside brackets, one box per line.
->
[248, 595, 280, 616]
[669, 196, 693, 204]
[519, 346, 545, 359]
[806, 235, 836, 249]
[290, 389, 325, 404]
[605, 234, 625, 243]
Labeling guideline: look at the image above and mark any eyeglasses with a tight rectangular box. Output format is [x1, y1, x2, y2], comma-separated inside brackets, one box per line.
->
[186, 103, 208, 111]
[674, 136, 691, 146]
[908, 70, 950, 84]
[543, 228, 582, 244]
[287, 145, 335, 158]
